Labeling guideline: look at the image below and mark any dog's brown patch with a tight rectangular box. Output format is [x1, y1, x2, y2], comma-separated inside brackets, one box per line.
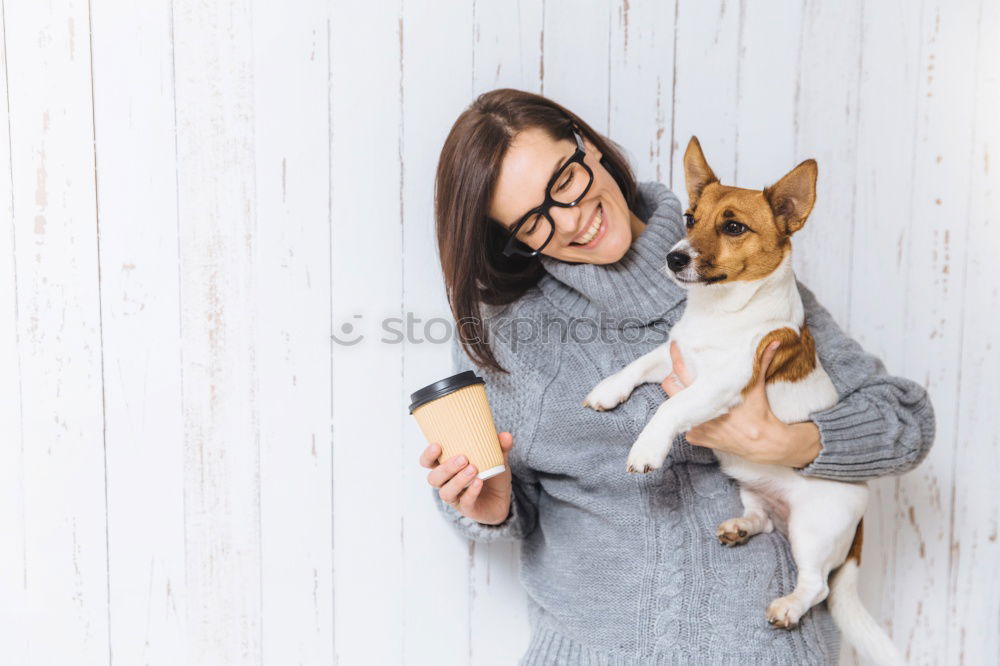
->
[846, 519, 864, 564]
[741, 325, 818, 397]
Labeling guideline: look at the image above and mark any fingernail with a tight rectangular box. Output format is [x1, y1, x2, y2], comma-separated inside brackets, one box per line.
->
[464, 466, 476, 476]
[456, 455, 467, 466]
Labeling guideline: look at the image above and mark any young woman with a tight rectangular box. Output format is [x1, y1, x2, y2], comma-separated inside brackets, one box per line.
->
[418, 88, 935, 664]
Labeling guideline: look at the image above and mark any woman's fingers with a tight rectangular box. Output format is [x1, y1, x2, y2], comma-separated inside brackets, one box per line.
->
[661, 372, 685, 396]
[425, 448, 471, 486]
[419, 442, 442, 469]
[669, 341, 694, 385]
[437, 458, 480, 506]
[456, 476, 484, 512]
[662, 341, 692, 396]
[751, 341, 781, 393]
[421, 441, 481, 509]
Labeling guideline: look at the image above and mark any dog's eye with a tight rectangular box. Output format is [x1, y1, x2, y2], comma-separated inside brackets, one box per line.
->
[684, 213, 695, 229]
[722, 221, 748, 236]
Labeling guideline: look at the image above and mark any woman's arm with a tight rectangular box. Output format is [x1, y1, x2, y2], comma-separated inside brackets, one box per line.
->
[668, 281, 935, 479]
[428, 335, 542, 543]
[793, 279, 937, 482]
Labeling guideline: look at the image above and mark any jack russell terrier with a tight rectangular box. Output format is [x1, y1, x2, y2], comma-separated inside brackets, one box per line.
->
[582, 137, 903, 665]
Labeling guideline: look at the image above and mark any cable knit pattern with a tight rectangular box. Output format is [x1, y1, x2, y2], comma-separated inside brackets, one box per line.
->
[428, 181, 936, 663]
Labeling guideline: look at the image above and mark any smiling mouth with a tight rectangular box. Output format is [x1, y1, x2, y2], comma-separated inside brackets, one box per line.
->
[570, 204, 605, 246]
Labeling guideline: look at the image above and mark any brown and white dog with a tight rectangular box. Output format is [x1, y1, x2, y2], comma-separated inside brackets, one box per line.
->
[582, 137, 903, 665]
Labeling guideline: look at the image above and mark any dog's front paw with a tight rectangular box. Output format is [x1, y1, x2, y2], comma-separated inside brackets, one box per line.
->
[582, 375, 635, 412]
[625, 430, 672, 474]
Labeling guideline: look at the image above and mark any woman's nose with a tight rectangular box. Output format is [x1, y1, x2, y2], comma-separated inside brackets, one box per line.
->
[550, 205, 585, 240]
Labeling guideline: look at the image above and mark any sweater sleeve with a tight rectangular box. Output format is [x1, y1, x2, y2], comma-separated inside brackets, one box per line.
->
[430, 468, 540, 543]
[794, 279, 936, 482]
[428, 334, 542, 543]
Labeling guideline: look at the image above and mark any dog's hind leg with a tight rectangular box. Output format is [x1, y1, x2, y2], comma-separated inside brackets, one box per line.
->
[765, 503, 856, 630]
[717, 485, 774, 546]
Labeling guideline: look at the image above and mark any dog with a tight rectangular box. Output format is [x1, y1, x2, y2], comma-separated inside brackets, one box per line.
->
[582, 137, 903, 665]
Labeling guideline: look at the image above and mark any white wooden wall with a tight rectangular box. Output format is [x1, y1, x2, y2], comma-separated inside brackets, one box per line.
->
[0, 1, 996, 665]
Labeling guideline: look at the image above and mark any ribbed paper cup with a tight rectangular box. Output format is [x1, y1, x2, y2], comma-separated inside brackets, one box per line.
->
[409, 371, 506, 480]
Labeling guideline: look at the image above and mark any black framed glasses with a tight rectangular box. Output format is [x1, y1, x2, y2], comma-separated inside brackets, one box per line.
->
[500, 126, 594, 257]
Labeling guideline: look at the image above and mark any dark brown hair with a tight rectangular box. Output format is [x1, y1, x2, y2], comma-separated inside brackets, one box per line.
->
[434, 88, 638, 373]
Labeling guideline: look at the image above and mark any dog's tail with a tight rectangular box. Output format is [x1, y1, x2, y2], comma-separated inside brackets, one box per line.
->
[827, 521, 904, 666]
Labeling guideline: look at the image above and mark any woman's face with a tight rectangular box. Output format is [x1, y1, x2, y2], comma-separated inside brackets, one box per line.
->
[489, 127, 643, 264]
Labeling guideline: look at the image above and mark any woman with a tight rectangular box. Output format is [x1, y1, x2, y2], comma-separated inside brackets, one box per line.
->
[418, 88, 935, 664]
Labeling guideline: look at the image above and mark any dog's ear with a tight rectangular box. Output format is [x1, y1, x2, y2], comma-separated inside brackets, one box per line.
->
[683, 136, 718, 207]
[763, 159, 817, 236]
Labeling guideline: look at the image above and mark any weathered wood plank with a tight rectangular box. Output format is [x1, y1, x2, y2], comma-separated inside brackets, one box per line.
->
[845, 1, 924, 663]
[89, 2, 186, 664]
[250, 1, 335, 663]
[172, 1, 262, 662]
[1, 1, 110, 663]
[945, 0, 1000, 663]
[330, 1, 406, 663]
[894, 1, 979, 663]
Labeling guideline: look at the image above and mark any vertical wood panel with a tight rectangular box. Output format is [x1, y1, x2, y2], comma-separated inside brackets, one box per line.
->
[847, 2, 924, 663]
[948, 4, 1000, 663]
[172, 1, 261, 662]
[1, 2, 110, 664]
[0, 4, 28, 665]
[542, 0, 612, 133]
[670, 0, 740, 190]
[734, 0, 803, 189]
[250, 1, 334, 664]
[90, 2, 186, 664]
[608, 0, 676, 186]
[329, 2, 405, 664]
[473, 0, 543, 91]
[895, 1, 978, 662]
[792, 0, 863, 324]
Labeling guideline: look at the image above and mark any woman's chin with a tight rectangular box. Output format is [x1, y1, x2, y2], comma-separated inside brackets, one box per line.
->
[586, 226, 630, 264]
[549, 223, 630, 264]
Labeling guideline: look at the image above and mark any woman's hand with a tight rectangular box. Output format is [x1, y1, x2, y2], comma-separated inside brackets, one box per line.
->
[420, 432, 515, 525]
[660, 341, 822, 468]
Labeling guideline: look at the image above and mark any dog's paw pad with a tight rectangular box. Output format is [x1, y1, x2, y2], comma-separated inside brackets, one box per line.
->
[716, 518, 753, 546]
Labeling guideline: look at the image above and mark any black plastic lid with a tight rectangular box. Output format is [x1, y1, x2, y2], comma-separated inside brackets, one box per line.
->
[408, 370, 486, 413]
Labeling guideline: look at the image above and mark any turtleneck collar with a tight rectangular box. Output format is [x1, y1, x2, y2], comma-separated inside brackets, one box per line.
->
[536, 181, 688, 327]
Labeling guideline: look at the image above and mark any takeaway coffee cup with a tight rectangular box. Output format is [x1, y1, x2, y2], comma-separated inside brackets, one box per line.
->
[409, 371, 506, 480]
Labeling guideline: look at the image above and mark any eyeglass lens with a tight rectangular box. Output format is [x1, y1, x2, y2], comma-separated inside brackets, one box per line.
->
[515, 161, 591, 245]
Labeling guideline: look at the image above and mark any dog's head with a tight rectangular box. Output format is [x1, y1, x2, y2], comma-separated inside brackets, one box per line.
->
[667, 136, 817, 288]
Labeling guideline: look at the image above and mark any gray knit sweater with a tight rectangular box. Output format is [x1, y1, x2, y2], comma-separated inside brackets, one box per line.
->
[430, 181, 935, 665]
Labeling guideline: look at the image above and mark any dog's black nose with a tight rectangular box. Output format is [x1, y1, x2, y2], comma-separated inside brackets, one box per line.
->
[666, 251, 691, 273]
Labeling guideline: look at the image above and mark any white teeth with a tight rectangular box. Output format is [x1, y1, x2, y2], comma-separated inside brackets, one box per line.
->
[575, 206, 604, 245]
